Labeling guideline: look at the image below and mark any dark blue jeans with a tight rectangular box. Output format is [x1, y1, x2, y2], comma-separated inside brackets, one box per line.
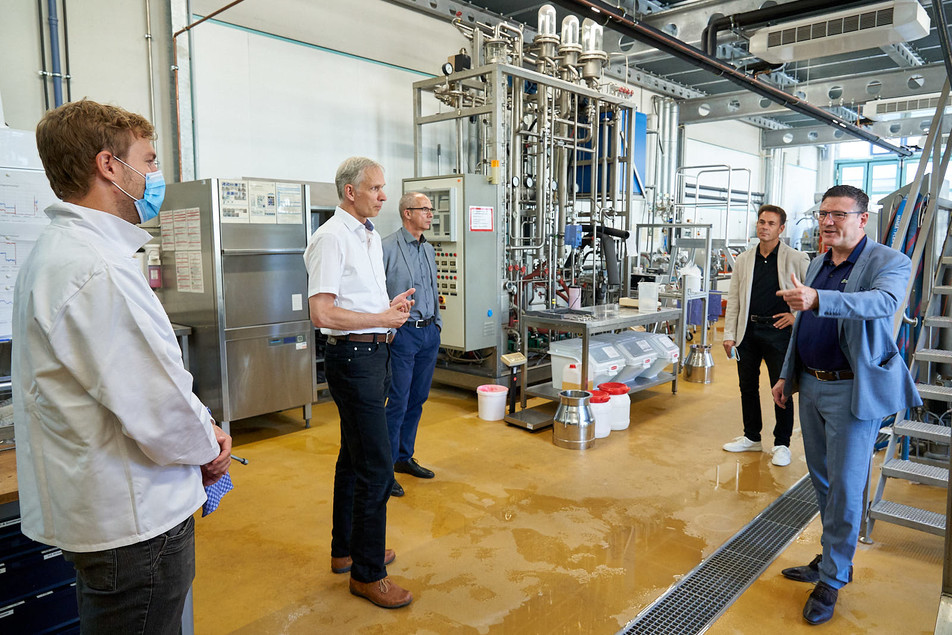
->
[62, 516, 194, 635]
[325, 339, 394, 583]
[385, 322, 440, 463]
[736, 323, 794, 446]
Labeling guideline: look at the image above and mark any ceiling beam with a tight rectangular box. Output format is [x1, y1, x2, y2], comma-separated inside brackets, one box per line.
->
[679, 64, 947, 123]
[762, 114, 951, 148]
[880, 42, 926, 67]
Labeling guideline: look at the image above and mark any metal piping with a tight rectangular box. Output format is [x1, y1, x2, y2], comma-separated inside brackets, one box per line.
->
[668, 101, 680, 206]
[36, 0, 49, 111]
[145, 0, 157, 143]
[549, 0, 912, 156]
[46, 0, 63, 107]
[61, 0, 71, 102]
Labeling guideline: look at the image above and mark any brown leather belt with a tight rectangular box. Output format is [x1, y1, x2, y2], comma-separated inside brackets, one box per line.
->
[804, 367, 854, 381]
[327, 332, 393, 345]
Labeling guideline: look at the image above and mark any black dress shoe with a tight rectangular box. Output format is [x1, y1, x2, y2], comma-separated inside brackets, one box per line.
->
[391, 480, 404, 497]
[803, 581, 838, 625]
[394, 458, 435, 479]
[782, 554, 822, 583]
[782, 554, 852, 583]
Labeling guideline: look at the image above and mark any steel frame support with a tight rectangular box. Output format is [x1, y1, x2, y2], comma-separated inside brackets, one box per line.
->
[762, 114, 952, 149]
[680, 64, 948, 123]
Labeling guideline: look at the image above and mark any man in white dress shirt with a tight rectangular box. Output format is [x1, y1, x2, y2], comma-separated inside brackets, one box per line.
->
[13, 99, 232, 633]
[305, 157, 415, 608]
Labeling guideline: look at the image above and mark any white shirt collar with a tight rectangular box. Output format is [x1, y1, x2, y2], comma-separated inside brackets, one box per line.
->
[334, 206, 375, 233]
[46, 201, 153, 257]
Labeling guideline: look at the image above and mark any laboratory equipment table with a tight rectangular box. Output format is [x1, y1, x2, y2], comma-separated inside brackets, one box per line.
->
[505, 306, 682, 430]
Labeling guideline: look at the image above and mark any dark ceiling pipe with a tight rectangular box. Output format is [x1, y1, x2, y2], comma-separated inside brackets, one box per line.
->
[701, 0, 879, 57]
[548, 0, 912, 156]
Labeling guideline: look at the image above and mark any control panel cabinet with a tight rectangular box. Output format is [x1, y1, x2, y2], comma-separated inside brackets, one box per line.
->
[403, 175, 500, 352]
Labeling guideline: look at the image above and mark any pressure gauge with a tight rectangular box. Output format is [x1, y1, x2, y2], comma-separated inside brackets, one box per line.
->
[524, 176, 535, 189]
[442, 62, 454, 76]
[511, 176, 521, 188]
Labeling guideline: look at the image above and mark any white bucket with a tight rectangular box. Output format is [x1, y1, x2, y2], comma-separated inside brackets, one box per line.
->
[638, 282, 659, 312]
[683, 273, 701, 293]
[477, 384, 508, 421]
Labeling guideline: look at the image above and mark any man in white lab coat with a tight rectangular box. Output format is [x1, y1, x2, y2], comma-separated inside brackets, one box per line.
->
[13, 99, 231, 633]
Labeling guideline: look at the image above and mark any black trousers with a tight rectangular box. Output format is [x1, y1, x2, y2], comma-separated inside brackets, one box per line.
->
[326, 340, 394, 583]
[736, 323, 794, 446]
[63, 517, 194, 635]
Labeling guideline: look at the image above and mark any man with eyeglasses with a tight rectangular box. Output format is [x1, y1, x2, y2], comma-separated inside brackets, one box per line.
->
[13, 99, 232, 632]
[382, 192, 442, 497]
[722, 204, 809, 467]
[771, 184, 920, 625]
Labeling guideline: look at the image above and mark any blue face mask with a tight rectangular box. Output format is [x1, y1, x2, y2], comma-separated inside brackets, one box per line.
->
[112, 156, 166, 223]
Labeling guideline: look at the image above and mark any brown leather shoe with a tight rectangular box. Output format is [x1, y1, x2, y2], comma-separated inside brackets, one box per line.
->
[349, 576, 412, 608]
[331, 548, 395, 574]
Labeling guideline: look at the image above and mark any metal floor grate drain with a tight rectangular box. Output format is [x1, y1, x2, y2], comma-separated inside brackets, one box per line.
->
[619, 476, 818, 635]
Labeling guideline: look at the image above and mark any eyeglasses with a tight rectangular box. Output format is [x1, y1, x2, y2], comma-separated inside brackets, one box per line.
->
[407, 207, 435, 214]
[813, 210, 864, 222]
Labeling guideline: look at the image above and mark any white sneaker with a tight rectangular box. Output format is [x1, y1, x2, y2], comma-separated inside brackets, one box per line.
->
[771, 445, 792, 466]
[722, 436, 762, 452]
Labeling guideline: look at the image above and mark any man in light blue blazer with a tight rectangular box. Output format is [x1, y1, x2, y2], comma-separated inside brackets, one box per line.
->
[382, 192, 443, 497]
[771, 185, 920, 625]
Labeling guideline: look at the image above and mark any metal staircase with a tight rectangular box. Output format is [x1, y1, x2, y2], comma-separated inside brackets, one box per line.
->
[864, 217, 952, 541]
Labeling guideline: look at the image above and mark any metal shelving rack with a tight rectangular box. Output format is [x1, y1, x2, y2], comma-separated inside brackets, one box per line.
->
[505, 304, 683, 430]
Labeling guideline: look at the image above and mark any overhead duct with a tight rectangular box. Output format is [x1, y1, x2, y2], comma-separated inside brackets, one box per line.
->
[701, 0, 873, 57]
[862, 92, 949, 118]
[749, 0, 930, 64]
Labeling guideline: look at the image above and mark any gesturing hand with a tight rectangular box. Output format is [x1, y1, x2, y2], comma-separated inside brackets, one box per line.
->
[776, 274, 818, 312]
[391, 288, 416, 313]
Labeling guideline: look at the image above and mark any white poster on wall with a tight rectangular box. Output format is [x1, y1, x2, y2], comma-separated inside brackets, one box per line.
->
[0, 166, 58, 340]
[220, 180, 249, 223]
[276, 183, 303, 224]
[249, 181, 277, 224]
[163, 207, 204, 294]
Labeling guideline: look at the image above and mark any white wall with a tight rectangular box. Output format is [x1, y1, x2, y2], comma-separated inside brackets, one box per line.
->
[0, 0, 471, 236]
[0, 1, 175, 162]
[681, 120, 764, 243]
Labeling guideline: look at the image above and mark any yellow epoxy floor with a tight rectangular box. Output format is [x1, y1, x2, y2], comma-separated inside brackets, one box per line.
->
[194, 342, 946, 633]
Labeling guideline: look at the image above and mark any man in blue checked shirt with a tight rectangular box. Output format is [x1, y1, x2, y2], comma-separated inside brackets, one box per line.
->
[382, 192, 442, 497]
